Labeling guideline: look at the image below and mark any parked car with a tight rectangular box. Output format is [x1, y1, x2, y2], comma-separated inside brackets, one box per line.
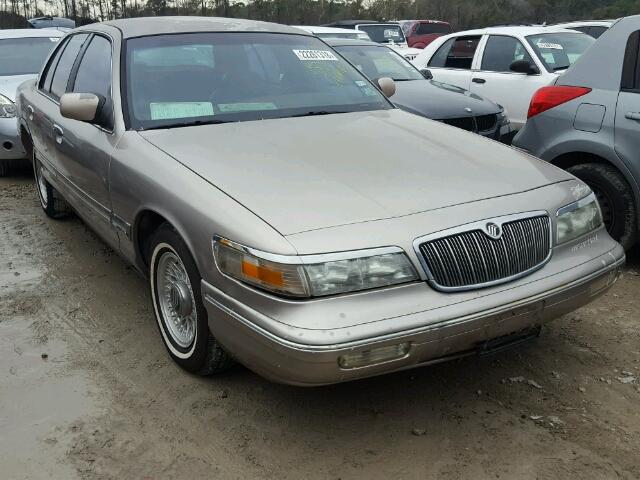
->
[323, 20, 422, 60]
[327, 38, 511, 141]
[514, 15, 640, 251]
[398, 19, 452, 48]
[28, 16, 76, 31]
[552, 20, 615, 39]
[0, 29, 64, 176]
[17, 17, 624, 386]
[292, 25, 371, 41]
[411, 26, 595, 130]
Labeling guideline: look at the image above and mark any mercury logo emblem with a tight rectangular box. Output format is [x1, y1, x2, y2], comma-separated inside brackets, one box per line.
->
[485, 222, 502, 239]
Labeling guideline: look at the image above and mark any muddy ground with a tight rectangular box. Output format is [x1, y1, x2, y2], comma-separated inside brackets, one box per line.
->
[1, 169, 640, 480]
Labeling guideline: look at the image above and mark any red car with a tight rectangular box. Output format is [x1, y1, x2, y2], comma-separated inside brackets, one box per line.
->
[399, 20, 452, 48]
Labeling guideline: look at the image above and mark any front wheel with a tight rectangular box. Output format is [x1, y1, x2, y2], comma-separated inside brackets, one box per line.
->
[567, 162, 637, 250]
[148, 224, 234, 375]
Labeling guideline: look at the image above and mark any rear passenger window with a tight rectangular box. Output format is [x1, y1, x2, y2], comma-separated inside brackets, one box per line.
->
[481, 35, 534, 72]
[50, 33, 89, 100]
[429, 36, 480, 70]
[621, 31, 640, 91]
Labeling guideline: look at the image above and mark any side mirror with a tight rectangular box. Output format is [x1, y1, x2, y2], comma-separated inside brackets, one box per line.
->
[377, 77, 396, 98]
[420, 68, 433, 80]
[509, 59, 539, 75]
[60, 93, 102, 122]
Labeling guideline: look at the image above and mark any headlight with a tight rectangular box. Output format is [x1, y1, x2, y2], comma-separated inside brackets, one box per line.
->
[556, 192, 603, 244]
[0, 94, 16, 119]
[213, 237, 419, 298]
[497, 106, 509, 126]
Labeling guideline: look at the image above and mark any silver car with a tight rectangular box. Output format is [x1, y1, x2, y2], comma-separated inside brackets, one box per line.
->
[514, 15, 639, 251]
[17, 17, 625, 386]
[0, 28, 64, 175]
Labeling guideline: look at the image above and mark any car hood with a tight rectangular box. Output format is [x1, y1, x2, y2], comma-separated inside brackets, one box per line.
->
[139, 109, 571, 236]
[0, 74, 36, 101]
[393, 79, 500, 119]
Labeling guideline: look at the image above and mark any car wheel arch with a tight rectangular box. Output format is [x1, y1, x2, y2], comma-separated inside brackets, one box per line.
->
[133, 209, 199, 276]
[551, 151, 639, 238]
[20, 125, 33, 161]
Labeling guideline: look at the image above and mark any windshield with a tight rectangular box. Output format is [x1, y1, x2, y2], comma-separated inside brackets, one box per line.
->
[0, 37, 60, 76]
[357, 25, 406, 44]
[125, 33, 390, 130]
[335, 45, 423, 81]
[526, 32, 595, 72]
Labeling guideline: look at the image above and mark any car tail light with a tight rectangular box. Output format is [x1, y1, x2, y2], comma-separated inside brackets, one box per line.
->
[527, 86, 592, 119]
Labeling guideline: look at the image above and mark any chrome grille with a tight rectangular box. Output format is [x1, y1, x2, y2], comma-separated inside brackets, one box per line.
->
[417, 214, 551, 291]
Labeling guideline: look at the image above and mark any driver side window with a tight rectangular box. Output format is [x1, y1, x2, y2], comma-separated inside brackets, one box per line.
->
[72, 35, 114, 130]
[481, 35, 534, 72]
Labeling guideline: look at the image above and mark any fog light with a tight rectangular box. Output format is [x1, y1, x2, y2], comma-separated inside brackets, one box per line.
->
[338, 342, 411, 369]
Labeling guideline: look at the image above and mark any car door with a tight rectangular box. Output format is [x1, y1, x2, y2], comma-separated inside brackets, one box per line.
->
[29, 33, 89, 173]
[470, 35, 550, 130]
[52, 33, 120, 247]
[425, 35, 481, 90]
[615, 30, 640, 187]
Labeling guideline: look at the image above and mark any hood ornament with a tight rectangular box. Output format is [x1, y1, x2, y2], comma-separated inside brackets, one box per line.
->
[465, 107, 473, 113]
[484, 222, 502, 240]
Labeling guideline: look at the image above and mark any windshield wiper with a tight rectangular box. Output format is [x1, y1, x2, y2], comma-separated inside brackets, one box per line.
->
[289, 111, 349, 118]
[143, 119, 231, 130]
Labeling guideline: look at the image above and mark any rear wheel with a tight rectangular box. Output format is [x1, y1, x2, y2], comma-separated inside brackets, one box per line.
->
[567, 162, 637, 250]
[148, 223, 234, 375]
[33, 154, 69, 219]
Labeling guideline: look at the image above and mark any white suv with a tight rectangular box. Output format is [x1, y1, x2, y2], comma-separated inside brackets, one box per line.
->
[411, 26, 595, 131]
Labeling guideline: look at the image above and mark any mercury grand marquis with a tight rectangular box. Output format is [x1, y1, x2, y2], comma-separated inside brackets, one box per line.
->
[16, 17, 625, 385]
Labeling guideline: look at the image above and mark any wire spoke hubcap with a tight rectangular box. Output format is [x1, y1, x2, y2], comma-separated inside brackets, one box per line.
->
[156, 251, 196, 348]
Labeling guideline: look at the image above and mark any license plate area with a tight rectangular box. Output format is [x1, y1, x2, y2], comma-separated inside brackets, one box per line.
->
[478, 326, 542, 357]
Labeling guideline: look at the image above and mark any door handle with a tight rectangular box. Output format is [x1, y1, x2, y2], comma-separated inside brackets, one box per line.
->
[52, 124, 64, 144]
[26, 105, 34, 121]
[472, 78, 486, 84]
[625, 112, 640, 121]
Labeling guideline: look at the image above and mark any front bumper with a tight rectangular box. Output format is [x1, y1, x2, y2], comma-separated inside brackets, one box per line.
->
[202, 243, 625, 386]
[0, 117, 26, 160]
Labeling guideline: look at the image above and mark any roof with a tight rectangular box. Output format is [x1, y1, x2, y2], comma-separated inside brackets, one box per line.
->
[78, 16, 311, 39]
[398, 19, 450, 25]
[553, 20, 615, 28]
[324, 38, 380, 47]
[0, 28, 66, 39]
[322, 20, 380, 27]
[292, 25, 361, 34]
[438, 25, 581, 37]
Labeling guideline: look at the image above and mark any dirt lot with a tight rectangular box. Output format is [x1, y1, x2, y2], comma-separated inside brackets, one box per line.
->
[1, 170, 640, 480]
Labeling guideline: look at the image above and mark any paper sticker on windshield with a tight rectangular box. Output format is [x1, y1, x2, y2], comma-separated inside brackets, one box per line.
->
[150, 102, 214, 120]
[50, 37, 60, 42]
[537, 42, 563, 50]
[293, 49, 338, 61]
[384, 29, 400, 38]
[218, 103, 277, 113]
[354, 80, 377, 96]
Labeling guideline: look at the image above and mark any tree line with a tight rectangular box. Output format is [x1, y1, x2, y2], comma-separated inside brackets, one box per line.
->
[1, 0, 639, 30]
